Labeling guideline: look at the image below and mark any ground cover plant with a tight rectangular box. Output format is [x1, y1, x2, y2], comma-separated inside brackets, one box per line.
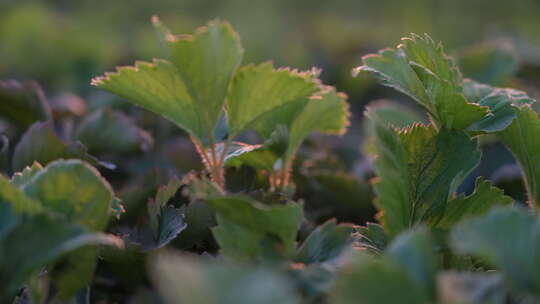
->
[1, 15, 540, 304]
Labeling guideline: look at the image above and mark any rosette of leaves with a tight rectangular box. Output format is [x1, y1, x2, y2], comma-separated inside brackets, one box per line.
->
[92, 16, 349, 191]
[354, 34, 529, 237]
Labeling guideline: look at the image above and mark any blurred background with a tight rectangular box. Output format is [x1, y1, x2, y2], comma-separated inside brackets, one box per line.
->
[2, 0, 540, 94]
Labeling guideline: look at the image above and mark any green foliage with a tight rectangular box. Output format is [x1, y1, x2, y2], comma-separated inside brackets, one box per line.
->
[366, 107, 481, 235]
[75, 107, 154, 154]
[0, 159, 119, 300]
[437, 177, 513, 229]
[0, 204, 118, 303]
[5, 12, 540, 304]
[147, 177, 186, 249]
[451, 206, 540, 296]
[354, 34, 519, 133]
[0, 80, 51, 128]
[93, 17, 349, 190]
[294, 219, 353, 264]
[12, 121, 111, 172]
[331, 228, 436, 304]
[150, 251, 301, 304]
[498, 105, 540, 208]
[0, 159, 120, 301]
[207, 195, 303, 260]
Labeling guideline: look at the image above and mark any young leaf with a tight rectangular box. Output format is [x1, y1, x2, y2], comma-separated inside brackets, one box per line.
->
[227, 63, 320, 137]
[463, 79, 531, 133]
[93, 19, 243, 146]
[450, 206, 540, 295]
[437, 177, 513, 229]
[150, 251, 301, 304]
[163, 19, 243, 142]
[295, 219, 354, 264]
[497, 105, 540, 208]
[285, 88, 349, 161]
[91, 60, 204, 141]
[205, 195, 303, 260]
[355, 222, 389, 254]
[366, 107, 481, 235]
[354, 34, 489, 130]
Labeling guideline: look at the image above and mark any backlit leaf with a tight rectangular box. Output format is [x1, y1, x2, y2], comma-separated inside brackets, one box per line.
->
[355, 34, 489, 130]
[93, 19, 243, 146]
[366, 107, 481, 235]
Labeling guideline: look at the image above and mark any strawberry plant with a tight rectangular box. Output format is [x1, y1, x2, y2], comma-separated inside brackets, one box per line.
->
[3, 14, 540, 304]
[92, 17, 349, 192]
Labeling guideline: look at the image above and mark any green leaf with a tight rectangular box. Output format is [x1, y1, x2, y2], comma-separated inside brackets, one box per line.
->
[285, 88, 349, 160]
[147, 177, 186, 248]
[354, 48, 430, 109]
[10, 161, 43, 187]
[450, 206, 540, 294]
[12, 121, 112, 172]
[355, 34, 489, 130]
[93, 19, 243, 146]
[21, 159, 115, 298]
[330, 252, 429, 304]
[227, 63, 319, 137]
[22, 159, 113, 230]
[164, 20, 243, 140]
[206, 195, 303, 260]
[385, 227, 438, 299]
[438, 177, 513, 229]
[295, 219, 353, 264]
[148, 177, 182, 234]
[0, 174, 42, 214]
[0, 206, 119, 303]
[75, 108, 154, 153]
[363, 100, 423, 130]
[366, 107, 481, 235]
[463, 79, 532, 133]
[224, 126, 288, 171]
[355, 222, 389, 254]
[150, 251, 301, 304]
[497, 105, 540, 208]
[0, 80, 51, 128]
[91, 60, 203, 141]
